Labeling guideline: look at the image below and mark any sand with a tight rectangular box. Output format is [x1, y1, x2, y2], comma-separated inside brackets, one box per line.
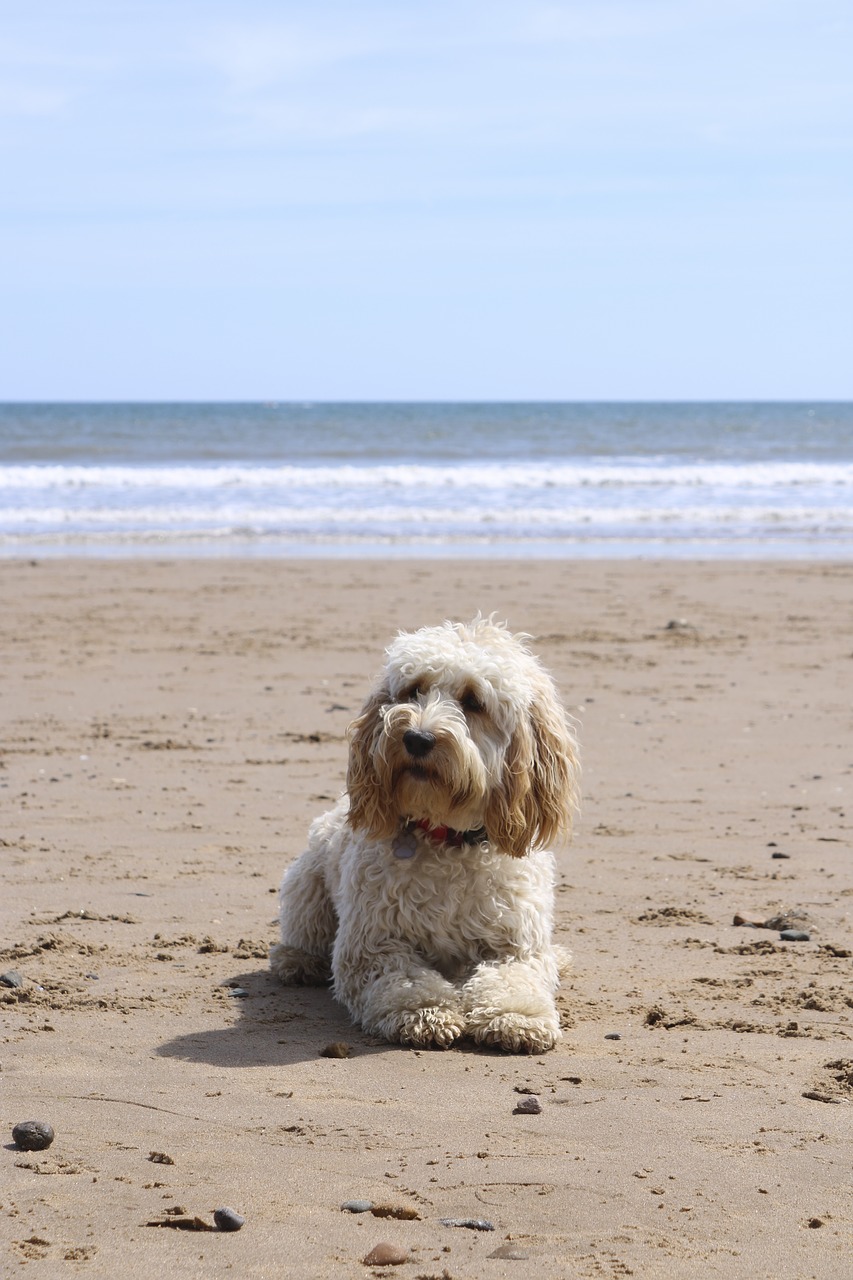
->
[1, 557, 851, 1278]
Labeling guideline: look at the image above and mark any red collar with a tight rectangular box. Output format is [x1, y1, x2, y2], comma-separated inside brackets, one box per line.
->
[414, 819, 487, 848]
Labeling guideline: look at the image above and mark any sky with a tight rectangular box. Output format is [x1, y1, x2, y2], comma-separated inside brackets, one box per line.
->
[1, 0, 851, 401]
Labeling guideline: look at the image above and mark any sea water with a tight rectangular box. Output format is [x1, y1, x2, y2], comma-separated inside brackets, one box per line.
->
[1, 402, 851, 557]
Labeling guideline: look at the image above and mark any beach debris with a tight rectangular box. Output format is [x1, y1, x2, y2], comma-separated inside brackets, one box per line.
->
[771, 851, 791, 859]
[733, 909, 811, 933]
[807, 1218, 825, 1229]
[439, 1217, 496, 1231]
[341, 1200, 374, 1214]
[512, 1095, 542, 1115]
[12, 1121, 55, 1151]
[489, 1243, 531, 1260]
[803, 1058, 853, 1104]
[513, 1083, 541, 1094]
[148, 1151, 175, 1165]
[370, 1204, 420, 1220]
[664, 619, 695, 631]
[1, 970, 24, 988]
[780, 930, 811, 942]
[320, 1041, 351, 1058]
[213, 1207, 245, 1232]
[604, 1032, 622, 1041]
[765, 910, 810, 931]
[145, 1216, 215, 1231]
[362, 1242, 409, 1266]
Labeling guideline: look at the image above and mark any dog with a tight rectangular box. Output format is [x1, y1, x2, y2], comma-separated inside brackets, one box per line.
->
[269, 617, 580, 1053]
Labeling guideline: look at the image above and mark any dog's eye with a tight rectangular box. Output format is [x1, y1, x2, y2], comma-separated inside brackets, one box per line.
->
[460, 690, 484, 714]
[404, 684, 423, 702]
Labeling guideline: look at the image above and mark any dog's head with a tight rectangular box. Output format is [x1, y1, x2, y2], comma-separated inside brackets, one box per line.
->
[346, 617, 579, 857]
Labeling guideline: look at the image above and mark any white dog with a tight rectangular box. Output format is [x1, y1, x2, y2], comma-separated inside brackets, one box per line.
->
[270, 617, 580, 1053]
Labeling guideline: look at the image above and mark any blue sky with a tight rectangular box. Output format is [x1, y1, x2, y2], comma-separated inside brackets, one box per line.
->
[1, 0, 851, 400]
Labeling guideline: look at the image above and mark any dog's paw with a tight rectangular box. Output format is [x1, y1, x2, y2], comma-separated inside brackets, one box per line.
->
[380, 1007, 465, 1049]
[269, 943, 331, 986]
[469, 1013, 561, 1055]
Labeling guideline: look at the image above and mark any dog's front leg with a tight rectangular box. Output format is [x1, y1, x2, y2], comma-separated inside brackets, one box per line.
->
[332, 930, 465, 1049]
[462, 953, 564, 1054]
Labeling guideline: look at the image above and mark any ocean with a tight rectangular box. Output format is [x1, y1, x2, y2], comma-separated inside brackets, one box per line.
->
[1, 402, 851, 558]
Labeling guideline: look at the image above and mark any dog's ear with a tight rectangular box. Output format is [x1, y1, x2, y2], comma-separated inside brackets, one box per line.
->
[484, 715, 537, 858]
[527, 675, 580, 850]
[486, 676, 579, 858]
[346, 683, 398, 840]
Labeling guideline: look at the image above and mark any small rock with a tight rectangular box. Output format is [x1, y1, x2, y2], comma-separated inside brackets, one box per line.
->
[362, 1242, 409, 1265]
[341, 1200, 374, 1214]
[512, 1095, 542, 1114]
[489, 1243, 531, 1260]
[771, 851, 791, 860]
[780, 930, 810, 942]
[12, 1121, 55, 1151]
[148, 1151, 175, 1164]
[320, 1042, 351, 1058]
[213, 1207, 244, 1232]
[513, 1083, 541, 1094]
[604, 1032, 622, 1041]
[807, 1217, 824, 1229]
[664, 619, 694, 630]
[439, 1217, 495, 1231]
[1, 971, 24, 988]
[733, 911, 767, 927]
[371, 1204, 420, 1220]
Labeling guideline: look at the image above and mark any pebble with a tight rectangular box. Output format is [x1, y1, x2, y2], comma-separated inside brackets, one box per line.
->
[439, 1218, 496, 1231]
[771, 851, 791, 859]
[513, 1095, 542, 1114]
[12, 1120, 55, 1151]
[1, 971, 24, 988]
[604, 1032, 622, 1041]
[362, 1242, 409, 1266]
[371, 1204, 420, 1220]
[780, 930, 810, 942]
[489, 1243, 531, 1260]
[320, 1042, 351, 1058]
[341, 1200, 374, 1214]
[213, 1207, 245, 1232]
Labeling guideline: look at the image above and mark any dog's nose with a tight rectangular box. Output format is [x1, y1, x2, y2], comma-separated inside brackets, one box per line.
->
[403, 728, 436, 759]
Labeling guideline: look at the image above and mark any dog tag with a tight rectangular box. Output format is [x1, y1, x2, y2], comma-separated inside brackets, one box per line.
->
[392, 831, 418, 859]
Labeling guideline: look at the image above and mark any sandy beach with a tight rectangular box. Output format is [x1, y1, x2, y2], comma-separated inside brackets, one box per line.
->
[2, 557, 851, 1278]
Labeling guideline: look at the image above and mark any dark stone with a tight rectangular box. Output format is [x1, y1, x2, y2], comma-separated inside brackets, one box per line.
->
[213, 1207, 245, 1232]
[513, 1095, 542, 1114]
[780, 930, 810, 942]
[0, 971, 24, 988]
[604, 1032, 622, 1040]
[12, 1120, 55, 1151]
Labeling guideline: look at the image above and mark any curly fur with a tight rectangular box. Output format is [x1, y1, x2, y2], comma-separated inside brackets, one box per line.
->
[270, 617, 580, 1053]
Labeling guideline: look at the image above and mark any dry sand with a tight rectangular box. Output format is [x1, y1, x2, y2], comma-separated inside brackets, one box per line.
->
[1, 557, 851, 1278]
